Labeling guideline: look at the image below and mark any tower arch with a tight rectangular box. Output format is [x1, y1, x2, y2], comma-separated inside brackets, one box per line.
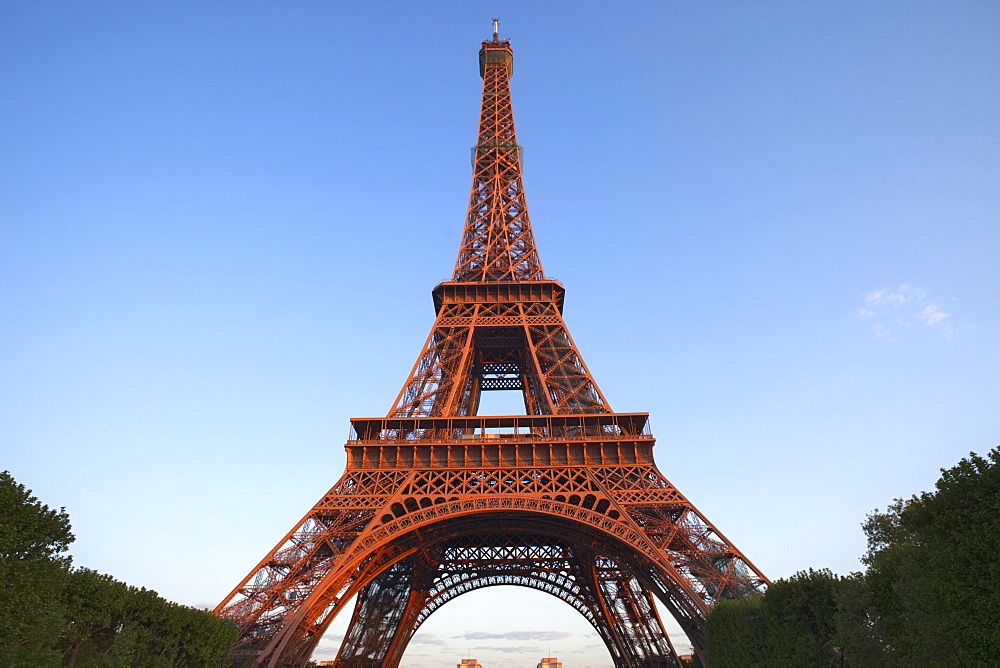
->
[304, 510, 685, 665]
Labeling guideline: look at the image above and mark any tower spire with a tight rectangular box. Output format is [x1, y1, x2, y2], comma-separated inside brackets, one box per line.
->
[454, 30, 542, 282]
[388, 35, 608, 418]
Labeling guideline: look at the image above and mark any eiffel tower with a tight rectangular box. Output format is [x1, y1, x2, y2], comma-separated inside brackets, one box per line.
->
[216, 22, 768, 667]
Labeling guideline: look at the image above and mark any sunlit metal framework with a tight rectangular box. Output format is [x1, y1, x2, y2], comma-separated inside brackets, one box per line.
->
[217, 27, 768, 667]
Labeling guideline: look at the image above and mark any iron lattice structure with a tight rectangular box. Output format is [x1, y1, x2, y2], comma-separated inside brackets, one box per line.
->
[217, 27, 768, 667]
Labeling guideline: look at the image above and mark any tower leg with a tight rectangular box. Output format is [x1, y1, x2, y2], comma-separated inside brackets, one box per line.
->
[585, 555, 681, 667]
[333, 558, 416, 667]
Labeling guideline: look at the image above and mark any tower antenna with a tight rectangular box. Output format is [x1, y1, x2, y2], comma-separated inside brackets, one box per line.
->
[492, 18, 499, 41]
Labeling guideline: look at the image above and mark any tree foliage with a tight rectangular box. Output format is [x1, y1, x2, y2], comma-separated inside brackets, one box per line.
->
[0, 471, 74, 564]
[706, 446, 1000, 667]
[707, 569, 844, 666]
[862, 447, 1000, 665]
[0, 471, 74, 664]
[0, 471, 238, 665]
[705, 596, 768, 666]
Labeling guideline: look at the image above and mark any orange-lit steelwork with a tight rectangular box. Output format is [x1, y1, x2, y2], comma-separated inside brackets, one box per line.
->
[217, 25, 768, 667]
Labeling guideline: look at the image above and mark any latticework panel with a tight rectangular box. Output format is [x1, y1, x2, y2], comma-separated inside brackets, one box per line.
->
[526, 323, 608, 413]
[216, 471, 409, 660]
[389, 324, 474, 417]
[390, 300, 608, 417]
[332, 558, 415, 666]
[591, 556, 679, 665]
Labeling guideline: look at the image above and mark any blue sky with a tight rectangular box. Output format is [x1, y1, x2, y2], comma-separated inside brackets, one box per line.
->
[2, 2, 998, 666]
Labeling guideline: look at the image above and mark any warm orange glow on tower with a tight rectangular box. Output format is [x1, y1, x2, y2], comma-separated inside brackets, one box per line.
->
[216, 24, 767, 667]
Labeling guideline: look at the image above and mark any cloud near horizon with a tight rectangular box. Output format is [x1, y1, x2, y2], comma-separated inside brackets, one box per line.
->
[469, 644, 537, 654]
[456, 630, 573, 641]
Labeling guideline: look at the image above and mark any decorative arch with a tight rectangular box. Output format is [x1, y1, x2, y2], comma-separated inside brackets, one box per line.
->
[270, 506, 693, 666]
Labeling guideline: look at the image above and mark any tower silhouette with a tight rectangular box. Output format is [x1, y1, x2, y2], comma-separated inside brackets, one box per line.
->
[217, 24, 768, 667]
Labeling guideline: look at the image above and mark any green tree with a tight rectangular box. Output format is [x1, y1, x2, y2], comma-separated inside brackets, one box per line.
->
[0, 470, 74, 665]
[863, 447, 1000, 665]
[707, 570, 846, 666]
[706, 596, 768, 666]
[703, 447, 1000, 667]
[1, 471, 237, 665]
[762, 568, 842, 664]
[829, 571, 894, 667]
[63, 568, 131, 666]
[0, 472, 74, 564]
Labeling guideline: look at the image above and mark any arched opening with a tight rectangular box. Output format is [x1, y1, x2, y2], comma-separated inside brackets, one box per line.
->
[312, 589, 693, 666]
[399, 585, 608, 666]
[300, 507, 698, 665]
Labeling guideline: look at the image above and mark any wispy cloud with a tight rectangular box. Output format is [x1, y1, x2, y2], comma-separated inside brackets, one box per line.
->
[456, 630, 572, 641]
[468, 644, 536, 654]
[857, 283, 967, 341]
[916, 304, 949, 327]
[310, 634, 345, 659]
[864, 284, 923, 307]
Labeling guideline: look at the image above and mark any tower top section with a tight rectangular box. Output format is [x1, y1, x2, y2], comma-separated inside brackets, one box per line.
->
[479, 20, 513, 79]
[456, 27, 542, 282]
